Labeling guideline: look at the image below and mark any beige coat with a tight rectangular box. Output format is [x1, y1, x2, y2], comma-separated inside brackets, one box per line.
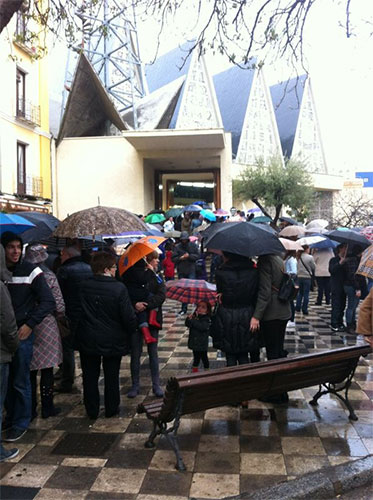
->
[356, 289, 373, 346]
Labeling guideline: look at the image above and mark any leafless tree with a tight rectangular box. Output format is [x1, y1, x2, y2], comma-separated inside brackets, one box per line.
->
[331, 190, 373, 228]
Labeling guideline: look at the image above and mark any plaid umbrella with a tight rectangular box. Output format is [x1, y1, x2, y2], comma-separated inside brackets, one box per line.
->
[361, 226, 373, 242]
[357, 245, 373, 279]
[166, 279, 217, 306]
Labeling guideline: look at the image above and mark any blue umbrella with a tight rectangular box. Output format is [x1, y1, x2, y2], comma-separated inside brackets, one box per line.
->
[200, 209, 216, 222]
[0, 213, 35, 235]
[310, 238, 338, 250]
[183, 204, 202, 212]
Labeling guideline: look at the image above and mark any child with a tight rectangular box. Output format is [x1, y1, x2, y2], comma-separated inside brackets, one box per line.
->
[122, 258, 159, 344]
[185, 301, 211, 372]
[162, 243, 175, 281]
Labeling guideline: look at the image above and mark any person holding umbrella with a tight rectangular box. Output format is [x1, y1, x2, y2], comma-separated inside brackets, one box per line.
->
[341, 245, 366, 333]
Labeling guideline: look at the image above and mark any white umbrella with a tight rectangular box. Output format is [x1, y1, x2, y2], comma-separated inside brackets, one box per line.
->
[304, 227, 329, 234]
[279, 238, 303, 251]
[306, 219, 329, 230]
[279, 225, 305, 237]
[297, 235, 327, 246]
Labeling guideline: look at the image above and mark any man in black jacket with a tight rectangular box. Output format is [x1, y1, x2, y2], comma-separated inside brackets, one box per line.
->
[172, 232, 200, 315]
[1, 232, 55, 442]
[56, 244, 93, 392]
[329, 244, 347, 332]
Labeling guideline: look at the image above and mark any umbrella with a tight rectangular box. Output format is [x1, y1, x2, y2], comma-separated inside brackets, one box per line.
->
[306, 219, 329, 230]
[164, 230, 181, 238]
[0, 213, 36, 235]
[183, 204, 202, 212]
[279, 216, 299, 226]
[278, 225, 305, 238]
[279, 238, 303, 251]
[251, 216, 272, 223]
[205, 221, 285, 257]
[53, 206, 148, 239]
[326, 229, 371, 250]
[118, 236, 166, 275]
[18, 212, 60, 243]
[165, 207, 183, 219]
[214, 209, 229, 216]
[200, 209, 216, 222]
[310, 238, 338, 250]
[166, 278, 217, 306]
[201, 222, 226, 241]
[357, 245, 373, 279]
[297, 235, 326, 247]
[145, 213, 166, 224]
[360, 226, 373, 242]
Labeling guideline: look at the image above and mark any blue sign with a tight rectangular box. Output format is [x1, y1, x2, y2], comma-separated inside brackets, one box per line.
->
[356, 172, 373, 188]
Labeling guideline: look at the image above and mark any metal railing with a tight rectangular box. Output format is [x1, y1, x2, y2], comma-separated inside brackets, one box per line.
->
[16, 98, 41, 127]
[25, 176, 43, 197]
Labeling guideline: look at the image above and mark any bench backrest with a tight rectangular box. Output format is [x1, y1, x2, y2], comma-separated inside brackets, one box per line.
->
[157, 345, 371, 421]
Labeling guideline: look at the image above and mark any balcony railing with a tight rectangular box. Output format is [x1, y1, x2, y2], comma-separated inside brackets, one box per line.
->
[25, 175, 43, 197]
[16, 98, 41, 127]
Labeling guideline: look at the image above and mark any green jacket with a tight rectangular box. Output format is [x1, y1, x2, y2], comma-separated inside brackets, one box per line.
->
[253, 255, 291, 322]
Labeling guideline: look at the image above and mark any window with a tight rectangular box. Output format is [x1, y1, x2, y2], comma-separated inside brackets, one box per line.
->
[16, 68, 26, 117]
[16, 9, 27, 40]
[17, 142, 27, 195]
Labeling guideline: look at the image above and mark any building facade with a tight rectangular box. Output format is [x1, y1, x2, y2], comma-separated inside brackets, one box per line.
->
[0, 10, 52, 213]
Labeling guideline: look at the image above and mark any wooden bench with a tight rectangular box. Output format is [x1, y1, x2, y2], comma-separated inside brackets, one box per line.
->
[137, 344, 371, 471]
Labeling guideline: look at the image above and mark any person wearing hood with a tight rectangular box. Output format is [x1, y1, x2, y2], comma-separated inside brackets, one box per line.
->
[0, 245, 19, 461]
[1, 231, 55, 443]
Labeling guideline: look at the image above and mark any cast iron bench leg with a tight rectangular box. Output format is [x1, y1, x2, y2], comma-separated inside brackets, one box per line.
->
[165, 431, 186, 471]
[145, 420, 161, 448]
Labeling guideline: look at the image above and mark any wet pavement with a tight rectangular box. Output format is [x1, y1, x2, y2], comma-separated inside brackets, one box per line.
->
[0, 295, 372, 499]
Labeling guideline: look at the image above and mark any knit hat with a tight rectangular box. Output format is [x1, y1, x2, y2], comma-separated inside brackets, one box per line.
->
[25, 243, 48, 264]
[180, 231, 189, 240]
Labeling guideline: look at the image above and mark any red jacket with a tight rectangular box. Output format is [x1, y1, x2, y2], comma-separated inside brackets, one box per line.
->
[162, 251, 175, 279]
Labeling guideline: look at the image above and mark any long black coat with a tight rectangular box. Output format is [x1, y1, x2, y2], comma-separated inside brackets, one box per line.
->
[76, 275, 137, 357]
[185, 314, 210, 351]
[212, 259, 258, 354]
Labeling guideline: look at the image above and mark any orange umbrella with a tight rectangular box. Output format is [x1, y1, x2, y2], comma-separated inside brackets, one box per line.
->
[118, 236, 166, 275]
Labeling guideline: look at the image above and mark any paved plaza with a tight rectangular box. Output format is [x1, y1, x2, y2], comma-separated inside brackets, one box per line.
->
[0, 295, 372, 500]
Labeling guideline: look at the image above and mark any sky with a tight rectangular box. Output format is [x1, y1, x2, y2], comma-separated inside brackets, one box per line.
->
[49, 1, 373, 177]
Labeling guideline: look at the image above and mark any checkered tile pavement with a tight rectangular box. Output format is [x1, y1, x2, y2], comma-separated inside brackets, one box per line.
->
[1, 295, 372, 499]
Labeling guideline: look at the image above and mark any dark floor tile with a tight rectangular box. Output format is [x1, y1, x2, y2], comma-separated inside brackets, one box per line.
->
[55, 417, 97, 432]
[139, 469, 192, 496]
[126, 419, 155, 434]
[241, 408, 276, 421]
[45, 466, 100, 489]
[240, 474, 287, 493]
[86, 492, 136, 499]
[156, 433, 200, 451]
[349, 400, 373, 410]
[0, 462, 15, 479]
[51, 432, 117, 457]
[239, 436, 282, 453]
[275, 408, 319, 423]
[105, 449, 155, 468]
[21, 445, 65, 465]
[321, 437, 369, 456]
[202, 419, 240, 435]
[194, 451, 240, 473]
[16, 429, 47, 444]
[0, 486, 40, 499]
[277, 421, 319, 437]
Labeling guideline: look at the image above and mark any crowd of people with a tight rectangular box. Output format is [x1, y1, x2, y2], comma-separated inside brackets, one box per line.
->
[1, 206, 372, 463]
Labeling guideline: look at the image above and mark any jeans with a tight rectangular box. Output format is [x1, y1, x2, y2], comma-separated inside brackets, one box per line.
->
[0, 363, 10, 456]
[296, 278, 312, 313]
[80, 352, 122, 418]
[178, 271, 196, 312]
[130, 327, 161, 389]
[331, 289, 346, 327]
[343, 285, 360, 325]
[316, 277, 331, 304]
[4, 336, 33, 431]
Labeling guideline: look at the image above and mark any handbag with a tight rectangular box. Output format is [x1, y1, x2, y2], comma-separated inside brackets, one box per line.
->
[277, 273, 299, 302]
[56, 315, 71, 338]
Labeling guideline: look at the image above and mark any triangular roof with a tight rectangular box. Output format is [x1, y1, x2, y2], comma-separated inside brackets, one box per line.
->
[57, 53, 126, 144]
[269, 75, 307, 157]
[145, 42, 195, 93]
[213, 64, 256, 155]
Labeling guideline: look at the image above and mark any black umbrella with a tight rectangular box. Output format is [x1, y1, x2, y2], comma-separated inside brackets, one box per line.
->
[326, 230, 371, 250]
[205, 222, 284, 257]
[279, 216, 299, 226]
[18, 212, 60, 243]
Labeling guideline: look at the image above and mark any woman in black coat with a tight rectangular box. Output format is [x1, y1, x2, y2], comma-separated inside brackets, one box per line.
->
[77, 252, 137, 419]
[211, 251, 259, 366]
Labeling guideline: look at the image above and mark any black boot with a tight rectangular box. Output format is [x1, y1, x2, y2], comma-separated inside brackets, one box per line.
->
[41, 385, 61, 419]
[30, 371, 38, 420]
